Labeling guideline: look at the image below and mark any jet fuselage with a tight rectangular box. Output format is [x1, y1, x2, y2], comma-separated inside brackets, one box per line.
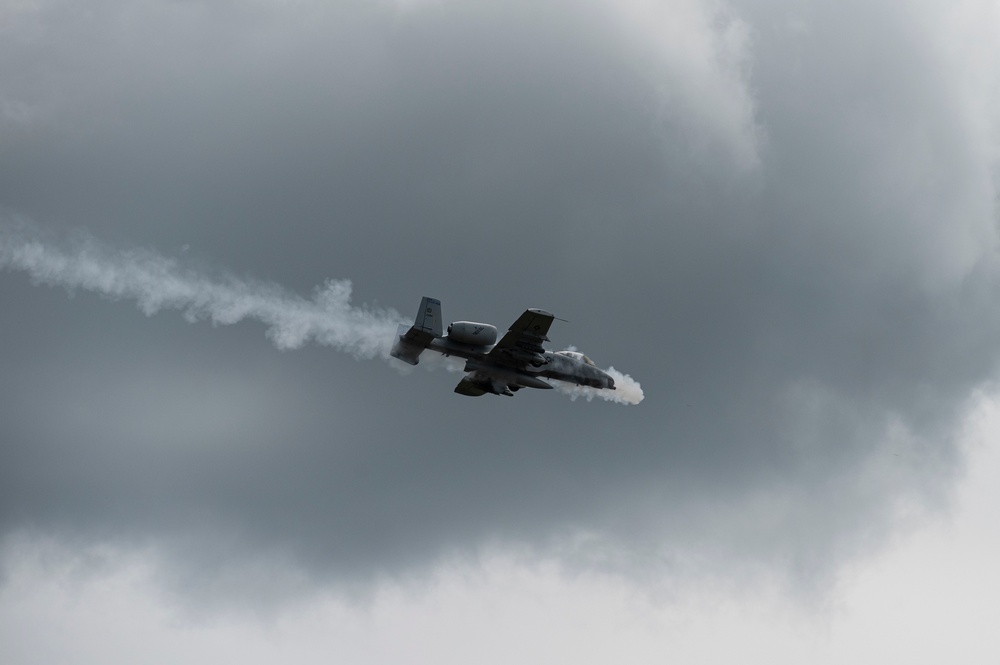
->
[424, 337, 616, 391]
[390, 297, 617, 397]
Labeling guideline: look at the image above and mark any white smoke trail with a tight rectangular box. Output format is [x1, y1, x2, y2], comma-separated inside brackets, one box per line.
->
[552, 367, 645, 405]
[1, 219, 645, 402]
[0, 219, 404, 358]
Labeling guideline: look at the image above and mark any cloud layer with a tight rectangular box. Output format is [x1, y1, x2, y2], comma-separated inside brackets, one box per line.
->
[1, 0, 999, 610]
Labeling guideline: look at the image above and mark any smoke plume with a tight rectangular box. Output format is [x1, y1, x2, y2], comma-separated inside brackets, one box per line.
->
[2, 219, 645, 403]
[552, 368, 645, 405]
[0, 219, 403, 358]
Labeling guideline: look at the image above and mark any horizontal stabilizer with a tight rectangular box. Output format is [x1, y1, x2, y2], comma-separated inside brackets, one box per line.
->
[390, 296, 443, 365]
[389, 324, 424, 365]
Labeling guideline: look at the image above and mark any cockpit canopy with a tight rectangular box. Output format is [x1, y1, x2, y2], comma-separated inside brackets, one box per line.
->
[556, 350, 596, 366]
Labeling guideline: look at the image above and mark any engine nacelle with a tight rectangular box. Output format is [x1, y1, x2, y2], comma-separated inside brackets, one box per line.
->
[446, 321, 498, 346]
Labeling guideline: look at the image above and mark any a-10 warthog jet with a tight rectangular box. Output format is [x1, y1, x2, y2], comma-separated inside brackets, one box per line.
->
[390, 297, 616, 397]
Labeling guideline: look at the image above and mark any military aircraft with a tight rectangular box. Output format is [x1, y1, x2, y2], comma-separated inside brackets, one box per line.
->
[390, 297, 616, 397]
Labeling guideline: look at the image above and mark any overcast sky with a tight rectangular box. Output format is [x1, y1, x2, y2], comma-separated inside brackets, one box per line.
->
[2, 0, 1000, 661]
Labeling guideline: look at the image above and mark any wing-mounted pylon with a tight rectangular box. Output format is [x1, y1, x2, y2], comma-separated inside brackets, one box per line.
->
[454, 370, 535, 397]
[454, 372, 500, 397]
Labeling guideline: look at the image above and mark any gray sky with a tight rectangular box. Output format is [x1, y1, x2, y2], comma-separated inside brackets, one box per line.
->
[2, 0, 1000, 660]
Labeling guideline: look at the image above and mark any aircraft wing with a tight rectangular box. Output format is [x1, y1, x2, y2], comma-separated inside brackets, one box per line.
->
[486, 308, 555, 367]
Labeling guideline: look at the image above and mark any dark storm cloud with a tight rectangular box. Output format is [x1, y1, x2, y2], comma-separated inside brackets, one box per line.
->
[2, 0, 998, 600]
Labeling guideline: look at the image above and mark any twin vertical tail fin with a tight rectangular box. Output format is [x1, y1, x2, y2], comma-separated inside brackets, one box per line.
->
[389, 296, 442, 365]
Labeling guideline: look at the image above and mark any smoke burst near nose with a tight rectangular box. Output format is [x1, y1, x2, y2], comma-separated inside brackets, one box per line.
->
[552, 367, 644, 405]
[0, 219, 404, 359]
